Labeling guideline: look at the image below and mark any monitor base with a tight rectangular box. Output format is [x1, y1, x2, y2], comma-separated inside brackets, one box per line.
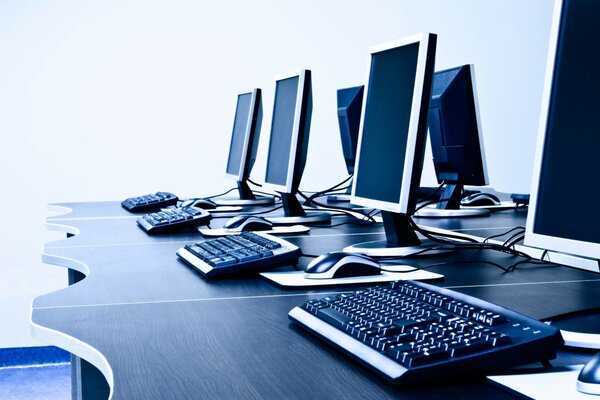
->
[546, 308, 600, 349]
[268, 211, 331, 225]
[413, 207, 490, 218]
[326, 194, 352, 202]
[343, 239, 451, 257]
[213, 196, 276, 207]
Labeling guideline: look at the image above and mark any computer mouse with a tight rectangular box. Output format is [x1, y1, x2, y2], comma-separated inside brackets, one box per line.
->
[461, 193, 501, 207]
[181, 198, 217, 210]
[577, 351, 600, 395]
[304, 252, 381, 279]
[223, 215, 273, 232]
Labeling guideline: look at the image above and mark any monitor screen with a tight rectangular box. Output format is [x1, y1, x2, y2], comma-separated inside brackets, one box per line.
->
[527, 0, 600, 259]
[352, 41, 420, 211]
[264, 76, 300, 188]
[225, 92, 253, 178]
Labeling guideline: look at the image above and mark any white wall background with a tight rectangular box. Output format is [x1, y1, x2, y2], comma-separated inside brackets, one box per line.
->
[0, 0, 554, 348]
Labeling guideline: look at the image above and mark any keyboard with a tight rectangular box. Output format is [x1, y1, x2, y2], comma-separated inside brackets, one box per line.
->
[289, 280, 563, 385]
[122, 192, 178, 212]
[177, 232, 300, 277]
[137, 206, 211, 234]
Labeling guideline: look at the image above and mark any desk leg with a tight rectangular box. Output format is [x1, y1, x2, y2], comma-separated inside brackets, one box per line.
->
[68, 269, 85, 286]
[68, 269, 110, 400]
[71, 357, 110, 400]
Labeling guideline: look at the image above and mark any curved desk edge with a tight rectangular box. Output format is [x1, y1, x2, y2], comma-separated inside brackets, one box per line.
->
[30, 307, 114, 399]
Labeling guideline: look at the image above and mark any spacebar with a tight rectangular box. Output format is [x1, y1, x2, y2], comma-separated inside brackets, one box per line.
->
[288, 307, 407, 381]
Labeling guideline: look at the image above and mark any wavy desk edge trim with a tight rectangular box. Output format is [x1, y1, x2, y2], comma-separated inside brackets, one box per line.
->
[41, 252, 89, 277]
[47, 204, 74, 218]
[30, 306, 114, 399]
[45, 222, 80, 237]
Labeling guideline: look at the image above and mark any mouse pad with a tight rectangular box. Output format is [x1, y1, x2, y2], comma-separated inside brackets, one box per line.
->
[198, 225, 310, 237]
[260, 267, 443, 288]
[488, 365, 591, 399]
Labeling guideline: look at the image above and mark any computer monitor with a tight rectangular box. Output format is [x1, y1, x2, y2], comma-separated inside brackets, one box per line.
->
[344, 33, 440, 257]
[525, 0, 600, 349]
[215, 89, 275, 206]
[415, 64, 490, 218]
[327, 85, 365, 202]
[262, 70, 330, 224]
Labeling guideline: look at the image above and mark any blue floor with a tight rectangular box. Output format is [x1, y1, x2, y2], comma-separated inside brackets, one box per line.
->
[0, 347, 70, 400]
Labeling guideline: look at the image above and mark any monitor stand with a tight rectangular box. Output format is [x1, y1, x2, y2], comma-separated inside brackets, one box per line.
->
[268, 193, 331, 225]
[344, 211, 450, 257]
[213, 181, 275, 206]
[413, 183, 489, 218]
[546, 308, 600, 349]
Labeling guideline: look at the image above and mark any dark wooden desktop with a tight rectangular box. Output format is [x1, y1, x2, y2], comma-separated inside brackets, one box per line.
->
[36, 202, 600, 399]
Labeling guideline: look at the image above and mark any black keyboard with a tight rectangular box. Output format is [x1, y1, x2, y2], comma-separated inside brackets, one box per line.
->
[137, 206, 211, 233]
[177, 232, 300, 277]
[122, 192, 178, 212]
[289, 280, 563, 385]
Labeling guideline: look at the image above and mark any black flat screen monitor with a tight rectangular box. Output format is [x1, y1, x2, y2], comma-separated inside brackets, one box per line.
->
[525, 0, 600, 350]
[218, 89, 274, 205]
[417, 64, 490, 216]
[337, 85, 364, 175]
[429, 65, 487, 187]
[264, 71, 311, 193]
[346, 33, 438, 257]
[225, 89, 262, 182]
[262, 70, 329, 224]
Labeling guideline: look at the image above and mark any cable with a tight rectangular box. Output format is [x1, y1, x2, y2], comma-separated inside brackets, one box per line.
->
[300, 253, 320, 259]
[406, 259, 513, 273]
[408, 218, 534, 259]
[506, 259, 551, 272]
[375, 245, 457, 259]
[211, 205, 284, 219]
[203, 187, 237, 199]
[251, 190, 281, 199]
[483, 226, 525, 243]
[303, 175, 354, 203]
[503, 232, 525, 249]
[328, 219, 378, 228]
[417, 181, 446, 204]
[247, 179, 263, 187]
[246, 179, 282, 199]
[408, 218, 479, 243]
[414, 197, 453, 213]
[297, 191, 376, 222]
[309, 185, 352, 200]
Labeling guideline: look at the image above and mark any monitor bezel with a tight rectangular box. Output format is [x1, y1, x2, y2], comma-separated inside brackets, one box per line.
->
[262, 69, 308, 194]
[466, 64, 489, 186]
[350, 33, 433, 214]
[224, 88, 261, 182]
[524, 0, 600, 260]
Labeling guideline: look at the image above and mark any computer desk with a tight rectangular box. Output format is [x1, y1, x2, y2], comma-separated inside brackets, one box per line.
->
[36, 202, 600, 399]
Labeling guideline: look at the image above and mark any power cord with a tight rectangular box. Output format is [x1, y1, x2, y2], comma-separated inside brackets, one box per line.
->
[210, 204, 284, 219]
[483, 226, 526, 243]
[248, 179, 263, 187]
[407, 218, 534, 259]
[303, 175, 354, 203]
[297, 190, 376, 222]
[204, 187, 237, 199]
